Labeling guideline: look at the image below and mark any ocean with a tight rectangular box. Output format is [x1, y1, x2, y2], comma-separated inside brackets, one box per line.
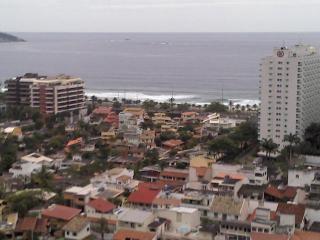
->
[1, 32, 320, 105]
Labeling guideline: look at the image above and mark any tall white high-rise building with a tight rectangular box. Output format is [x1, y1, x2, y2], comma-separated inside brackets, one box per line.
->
[259, 44, 320, 149]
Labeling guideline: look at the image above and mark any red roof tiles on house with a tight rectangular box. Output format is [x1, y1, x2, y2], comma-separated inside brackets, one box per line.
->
[66, 137, 83, 147]
[292, 230, 320, 240]
[251, 232, 289, 240]
[265, 185, 297, 200]
[15, 217, 37, 232]
[93, 107, 112, 116]
[42, 204, 81, 221]
[87, 198, 116, 213]
[276, 203, 306, 225]
[113, 229, 156, 240]
[162, 139, 184, 148]
[127, 182, 161, 205]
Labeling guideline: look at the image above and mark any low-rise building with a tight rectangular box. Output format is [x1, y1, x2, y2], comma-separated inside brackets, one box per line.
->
[85, 198, 116, 220]
[113, 229, 157, 240]
[117, 208, 154, 232]
[41, 204, 81, 231]
[157, 207, 201, 238]
[63, 217, 91, 240]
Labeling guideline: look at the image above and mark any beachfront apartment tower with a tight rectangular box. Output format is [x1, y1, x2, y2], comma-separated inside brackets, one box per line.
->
[5, 73, 85, 115]
[259, 44, 320, 149]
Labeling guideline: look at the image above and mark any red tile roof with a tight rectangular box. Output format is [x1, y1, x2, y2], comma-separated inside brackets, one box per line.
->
[113, 229, 156, 240]
[15, 217, 37, 232]
[251, 232, 289, 240]
[35, 218, 48, 234]
[276, 203, 306, 225]
[215, 172, 244, 180]
[93, 107, 112, 115]
[162, 139, 184, 148]
[182, 112, 198, 116]
[265, 185, 297, 200]
[87, 198, 116, 213]
[292, 230, 320, 240]
[66, 137, 83, 147]
[127, 182, 161, 205]
[42, 204, 81, 221]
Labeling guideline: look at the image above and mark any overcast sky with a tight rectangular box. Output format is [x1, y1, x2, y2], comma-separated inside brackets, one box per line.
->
[1, 0, 320, 32]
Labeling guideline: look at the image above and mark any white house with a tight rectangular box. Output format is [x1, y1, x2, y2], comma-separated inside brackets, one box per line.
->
[9, 162, 42, 178]
[288, 168, 317, 188]
[63, 217, 91, 240]
[117, 208, 155, 232]
[157, 207, 200, 236]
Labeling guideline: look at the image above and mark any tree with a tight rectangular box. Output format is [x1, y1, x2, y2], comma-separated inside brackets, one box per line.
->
[230, 121, 257, 149]
[0, 136, 18, 173]
[143, 100, 157, 112]
[260, 138, 278, 160]
[144, 148, 159, 165]
[31, 166, 54, 191]
[208, 137, 238, 160]
[159, 131, 176, 141]
[177, 103, 190, 112]
[283, 133, 300, 166]
[91, 95, 98, 106]
[6, 190, 43, 217]
[205, 102, 228, 113]
[112, 101, 122, 110]
[179, 131, 193, 142]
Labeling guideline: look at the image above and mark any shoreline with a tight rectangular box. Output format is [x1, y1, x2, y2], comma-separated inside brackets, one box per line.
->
[85, 90, 260, 106]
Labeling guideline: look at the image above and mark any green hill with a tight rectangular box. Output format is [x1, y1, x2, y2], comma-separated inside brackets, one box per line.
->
[0, 32, 25, 42]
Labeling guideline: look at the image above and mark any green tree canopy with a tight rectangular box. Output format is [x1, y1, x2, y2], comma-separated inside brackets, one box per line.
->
[205, 102, 228, 113]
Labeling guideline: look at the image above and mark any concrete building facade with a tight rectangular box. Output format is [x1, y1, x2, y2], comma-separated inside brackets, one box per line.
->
[259, 45, 320, 149]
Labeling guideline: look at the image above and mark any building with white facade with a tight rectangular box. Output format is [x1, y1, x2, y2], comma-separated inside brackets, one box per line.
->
[6, 73, 85, 115]
[259, 44, 320, 149]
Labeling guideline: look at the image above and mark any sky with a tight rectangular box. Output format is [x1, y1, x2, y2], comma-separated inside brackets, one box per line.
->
[1, 0, 320, 32]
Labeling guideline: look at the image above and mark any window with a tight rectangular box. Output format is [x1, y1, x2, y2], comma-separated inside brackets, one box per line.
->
[296, 174, 300, 179]
[73, 232, 77, 237]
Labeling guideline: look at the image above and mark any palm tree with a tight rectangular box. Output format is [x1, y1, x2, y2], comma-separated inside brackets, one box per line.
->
[283, 133, 300, 166]
[252, 104, 258, 111]
[260, 138, 278, 160]
[91, 95, 98, 107]
[235, 104, 241, 111]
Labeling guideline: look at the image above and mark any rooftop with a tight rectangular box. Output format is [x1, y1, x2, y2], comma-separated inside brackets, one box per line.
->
[42, 204, 81, 221]
[127, 182, 161, 205]
[113, 229, 156, 240]
[211, 196, 243, 215]
[21, 153, 53, 164]
[162, 139, 184, 148]
[87, 198, 116, 213]
[276, 203, 306, 225]
[170, 207, 197, 214]
[118, 208, 153, 224]
[62, 216, 89, 232]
